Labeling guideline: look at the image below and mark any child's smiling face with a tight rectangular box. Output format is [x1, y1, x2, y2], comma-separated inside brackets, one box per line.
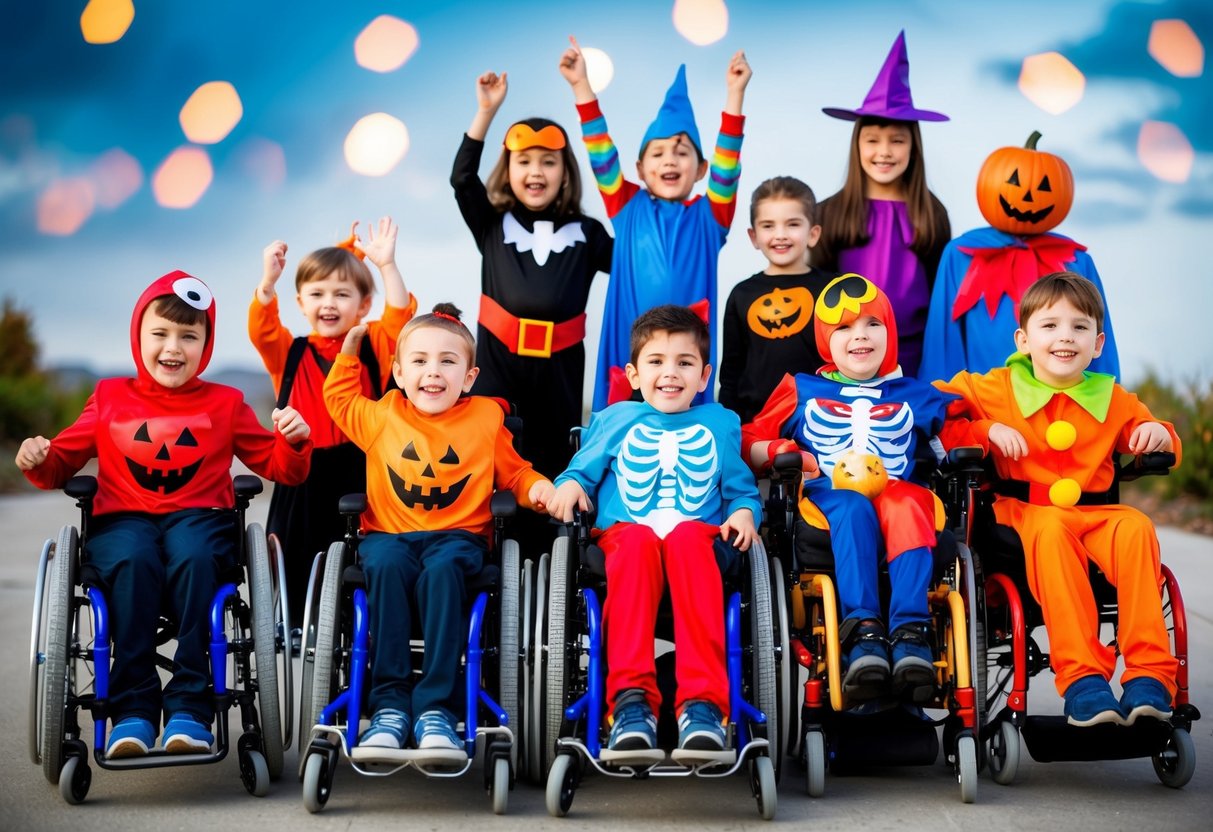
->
[508, 146, 565, 212]
[297, 271, 372, 339]
[1015, 296, 1105, 388]
[624, 330, 711, 413]
[858, 122, 912, 198]
[828, 313, 888, 381]
[748, 197, 821, 274]
[393, 325, 479, 415]
[139, 308, 206, 389]
[636, 133, 707, 201]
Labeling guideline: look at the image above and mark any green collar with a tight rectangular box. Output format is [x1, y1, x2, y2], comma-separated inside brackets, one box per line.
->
[1006, 352, 1114, 421]
[821, 367, 904, 386]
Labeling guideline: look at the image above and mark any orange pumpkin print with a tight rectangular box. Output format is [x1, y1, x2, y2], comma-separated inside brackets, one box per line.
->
[387, 439, 471, 511]
[746, 286, 814, 339]
[111, 414, 212, 495]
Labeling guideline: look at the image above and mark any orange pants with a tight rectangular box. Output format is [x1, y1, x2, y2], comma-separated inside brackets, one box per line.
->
[994, 499, 1177, 697]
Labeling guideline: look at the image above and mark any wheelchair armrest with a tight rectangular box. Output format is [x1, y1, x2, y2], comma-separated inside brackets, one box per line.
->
[941, 446, 987, 475]
[339, 493, 368, 515]
[570, 506, 594, 547]
[1118, 452, 1176, 482]
[64, 475, 98, 499]
[491, 490, 518, 519]
[569, 425, 584, 452]
[771, 451, 806, 482]
[233, 475, 264, 499]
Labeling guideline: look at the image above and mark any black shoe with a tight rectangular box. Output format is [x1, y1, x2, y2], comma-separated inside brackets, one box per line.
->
[841, 619, 890, 700]
[890, 623, 936, 702]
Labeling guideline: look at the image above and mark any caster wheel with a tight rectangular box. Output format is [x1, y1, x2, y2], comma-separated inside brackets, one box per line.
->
[58, 754, 91, 805]
[240, 748, 271, 797]
[545, 752, 577, 817]
[987, 720, 1020, 785]
[301, 752, 331, 813]
[1152, 727, 1196, 789]
[490, 756, 510, 815]
[753, 756, 777, 820]
[956, 734, 978, 804]
[804, 730, 826, 798]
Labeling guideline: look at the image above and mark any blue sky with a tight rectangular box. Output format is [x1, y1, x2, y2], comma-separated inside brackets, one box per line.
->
[0, 0, 1208, 389]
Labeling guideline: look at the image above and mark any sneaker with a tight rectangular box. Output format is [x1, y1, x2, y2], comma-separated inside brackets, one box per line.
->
[677, 700, 726, 751]
[842, 619, 890, 699]
[607, 697, 658, 751]
[106, 716, 156, 760]
[413, 710, 461, 751]
[1120, 677, 1173, 725]
[163, 712, 214, 754]
[1063, 675, 1127, 727]
[359, 708, 411, 749]
[890, 623, 936, 702]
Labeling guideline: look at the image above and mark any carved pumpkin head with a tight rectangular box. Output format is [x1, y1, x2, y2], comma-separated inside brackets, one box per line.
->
[746, 286, 814, 339]
[976, 131, 1073, 236]
[111, 414, 212, 494]
[831, 450, 889, 499]
[387, 440, 471, 511]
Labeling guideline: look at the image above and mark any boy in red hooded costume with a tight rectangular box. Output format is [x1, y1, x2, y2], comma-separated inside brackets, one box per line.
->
[16, 272, 312, 759]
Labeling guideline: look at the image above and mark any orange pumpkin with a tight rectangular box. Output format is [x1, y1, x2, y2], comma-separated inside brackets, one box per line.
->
[976, 131, 1073, 236]
[831, 451, 889, 500]
[746, 286, 814, 339]
[112, 414, 212, 495]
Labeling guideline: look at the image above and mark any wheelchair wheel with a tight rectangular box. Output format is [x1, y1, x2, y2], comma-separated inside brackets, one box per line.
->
[39, 525, 77, 785]
[542, 538, 573, 776]
[749, 543, 780, 780]
[769, 555, 793, 772]
[1152, 727, 1195, 788]
[28, 538, 53, 767]
[296, 547, 325, 773]
[246, 523, 283, 780]
[301, 749, 331, 813]
[751, 755, 777, 820]
[239, 747, 271, 797]
[528, 552, 550, 782]
[58, 751, 91, 805]
[267, 532, 294, 751]
[299, 542, 346, 766]
[956, 734, 978, 804]
[498, 539, 520, 769]
[545, 751, 576, 817]
[519, 558, 535, 783]
[804, 727, 826, 797]
[987, 719, 1019, 785]
[490, 755, 510, 815]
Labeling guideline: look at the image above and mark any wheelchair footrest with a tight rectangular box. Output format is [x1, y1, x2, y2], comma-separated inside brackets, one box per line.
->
[821, 706, 940, 768]
[669, 748, 737, 768]
[348, 746, 469, 769]
[1021, 715, 1173, 762]
[598, 748, 665, 767]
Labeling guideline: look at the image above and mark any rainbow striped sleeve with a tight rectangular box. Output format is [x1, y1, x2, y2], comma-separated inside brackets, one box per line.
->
[706, 112, 745, 228]
[576, 100, 639, 219]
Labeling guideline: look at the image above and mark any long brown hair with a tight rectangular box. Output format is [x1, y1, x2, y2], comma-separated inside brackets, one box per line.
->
[819, 117, 946, 262]
[484, 118, 583, 219]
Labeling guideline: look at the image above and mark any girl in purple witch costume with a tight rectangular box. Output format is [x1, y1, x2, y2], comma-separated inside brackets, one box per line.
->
[813, 31, 951, 377]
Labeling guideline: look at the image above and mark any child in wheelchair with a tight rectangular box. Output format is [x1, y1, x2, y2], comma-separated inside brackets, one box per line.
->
[323, 303, 554, 753]
[744, 273, 958, 703]
[546, 304, 762, 756]
[16, 272, 312, 759]
[937, 271, 1180, 727]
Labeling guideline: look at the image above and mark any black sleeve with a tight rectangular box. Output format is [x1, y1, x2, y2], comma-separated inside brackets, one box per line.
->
[810, 194, 840, 272]
[923, 193, 952, 289]
[450, 133, 497, 251]
[587, 217, 614, 282]
[717, 284, 746, 411]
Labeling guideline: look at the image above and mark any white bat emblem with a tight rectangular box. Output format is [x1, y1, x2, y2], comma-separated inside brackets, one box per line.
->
[502, 212, 585, 266]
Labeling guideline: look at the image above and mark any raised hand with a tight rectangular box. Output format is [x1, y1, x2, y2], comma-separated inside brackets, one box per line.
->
[341, 324, 369, 356]
[257, 241, 288, 303]
[476, 71, 508, 112]
[559, 36, 591, 93]
[726, 50, 752, 91]
[358, 216, 399, 269]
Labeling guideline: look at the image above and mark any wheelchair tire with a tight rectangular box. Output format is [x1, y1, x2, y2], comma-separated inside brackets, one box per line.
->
[301, 750, 330, 813]
[41, 525, 77, 785]
[519, 558, 535, 783]
[752, 755, 777, 820]
[58, 751, 90, 805]
[498, 539, 520, 770]
[28, 538, 53, 767]
[528, 552, 550, 783]
[239, 747, 271, 797]
[490, 755, 510, 815]
[296, 547, 326, 775]
[769, 555, 793, 771]
[246, 523, 283, 780]
[804, 728, 826, 797]
[956, 734, 978, 804]
[749, 543, 779, 781]
[300, 543, 346, 765]
[545, 751, 576, 817]
[268, 532, 294, 752]
[987, 719, 1019, 785]
[1152, 726, 1195, 788]
[543, 538, 572, 777]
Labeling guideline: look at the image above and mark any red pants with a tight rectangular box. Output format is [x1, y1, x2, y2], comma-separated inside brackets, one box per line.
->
[599, 521, 728, 715]
[995, 499, 1178, 697]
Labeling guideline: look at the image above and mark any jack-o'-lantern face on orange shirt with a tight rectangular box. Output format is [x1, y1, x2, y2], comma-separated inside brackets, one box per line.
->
[111, 414, 212, 494]
[387, 440, 471, 511]
[746, 286, 814, 339]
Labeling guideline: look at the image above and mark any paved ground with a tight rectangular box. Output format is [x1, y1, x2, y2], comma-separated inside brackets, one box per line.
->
[0, 486, 1209, 830]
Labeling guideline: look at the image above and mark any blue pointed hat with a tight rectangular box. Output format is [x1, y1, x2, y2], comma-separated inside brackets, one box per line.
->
[822, 31, 949, 123]
[640, 65, 701, 157]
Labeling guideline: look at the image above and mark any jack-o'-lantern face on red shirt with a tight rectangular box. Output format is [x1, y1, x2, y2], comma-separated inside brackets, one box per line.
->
[111, 414, 212, 494]
[387, 440, 471, 511]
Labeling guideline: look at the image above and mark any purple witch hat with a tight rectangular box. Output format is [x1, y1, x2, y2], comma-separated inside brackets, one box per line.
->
[823, 30, 949, 123]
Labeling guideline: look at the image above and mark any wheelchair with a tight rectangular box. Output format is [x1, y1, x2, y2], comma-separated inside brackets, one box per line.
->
[28, 474, 293, 804]
[296, 491, 521, 814]
[533, 509, 787, 821]
[762, 450, 982, 804]
[950, 450, 1201, 789]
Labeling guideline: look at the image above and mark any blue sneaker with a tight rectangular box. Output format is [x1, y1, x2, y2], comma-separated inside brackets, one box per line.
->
[413, 710, 461, 751]
[106, 716, 156, 760]
[607, 697, 657, 751]
[1063, 675, 1127, 727]
[1120, 677, 1172, 725]
[842, 619, 890, 700]
[890, 623, 936, 702]
[677, 700, 726, 751]
[360, 708, 411, 749]
[163, 712, 213, 754]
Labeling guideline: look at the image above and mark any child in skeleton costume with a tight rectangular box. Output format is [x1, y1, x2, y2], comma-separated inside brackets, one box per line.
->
[560, 38, 751, 410]
[18, 272, 312, 759]
[744, 274, 957, 701]
[452, 70, 612, 483]
[547, 305, 761, 755]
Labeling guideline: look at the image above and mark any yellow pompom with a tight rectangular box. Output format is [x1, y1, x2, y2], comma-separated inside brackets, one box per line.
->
[1048, 477, 1081, 507]
[1045, 420, 1077, 451]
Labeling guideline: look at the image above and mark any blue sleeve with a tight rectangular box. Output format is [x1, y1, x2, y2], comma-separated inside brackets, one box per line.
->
[919, 240, 971, 384]
[1069, 251, 1119, 380]
[553, 408, 614, 498]
[716, 411, 763, 523]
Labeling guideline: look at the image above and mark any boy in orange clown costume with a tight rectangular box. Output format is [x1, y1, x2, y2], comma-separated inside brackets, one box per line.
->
[937, 271, 1180, 726]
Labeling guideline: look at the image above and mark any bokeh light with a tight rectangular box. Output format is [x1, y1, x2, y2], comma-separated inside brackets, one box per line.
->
[235, 137, 287, 192]
[179, 81, 243, 145]
[354, 15, 419, 73]
[1148, 19, 1204, 78]
[344, 113, 409, 176]
[583, 47, 615, 94]
[1137, 121, 1194, 183]
[80, 0, 134, 45]
[672, 0, 729, 46]
[89, 148, 142, 209]
[1018, 52, 1085, 115]
[153, 146, 213, 208]
[37, 178, 96, 236]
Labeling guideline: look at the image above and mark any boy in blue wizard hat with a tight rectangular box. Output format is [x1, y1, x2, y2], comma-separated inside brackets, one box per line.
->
[560, 37, 752, 410]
